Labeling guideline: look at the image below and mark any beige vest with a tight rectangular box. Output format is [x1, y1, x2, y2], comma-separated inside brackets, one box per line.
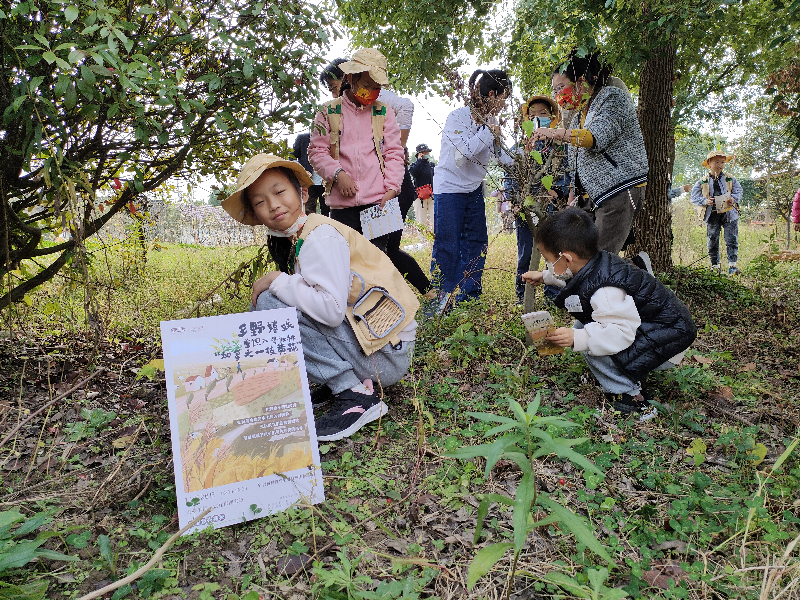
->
[298, 214, 419, 355]
[701, 174, 733, 199]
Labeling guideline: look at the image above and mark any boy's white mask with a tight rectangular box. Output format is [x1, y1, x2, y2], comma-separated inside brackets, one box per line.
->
[542, 253, 573, 288]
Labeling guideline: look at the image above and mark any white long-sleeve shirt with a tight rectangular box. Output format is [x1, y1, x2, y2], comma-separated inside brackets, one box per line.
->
[433, 106, 513, 194]
[378, 89, 414, 130]
[268, 225, 416, 340]
[572, 286, 685, 364]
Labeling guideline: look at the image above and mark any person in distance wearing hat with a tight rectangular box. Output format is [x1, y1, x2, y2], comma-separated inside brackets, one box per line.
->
[410, 143, 435, 230]
[690, 150, 743, 275]
[222, 154, 418, 441]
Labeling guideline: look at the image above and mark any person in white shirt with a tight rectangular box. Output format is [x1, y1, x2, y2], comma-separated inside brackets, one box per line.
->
[431, 69, 514, 312]
[522, 208, 697, 422]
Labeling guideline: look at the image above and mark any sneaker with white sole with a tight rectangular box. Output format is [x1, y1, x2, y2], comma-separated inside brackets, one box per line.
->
[606, 392, 658, 423]
[315, 390, 388, 441]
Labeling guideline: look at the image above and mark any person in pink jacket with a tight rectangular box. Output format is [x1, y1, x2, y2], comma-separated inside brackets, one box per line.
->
[309, 48, 405, 252]
[792, 187, 800, 232]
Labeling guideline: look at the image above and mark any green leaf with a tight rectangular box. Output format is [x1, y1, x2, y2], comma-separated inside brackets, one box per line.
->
[0, 509, 25, 535]
[508, 398, 527, 424]
[537, 495, 615, 564]
[42, 51, 57, 64]
[64, 83, 77, 109]
[15, 512, 52, 536]
[14, 45, 44, 50]
[530, 149, 543, 164]
[474, 493, 514, 543]
[451, 436, 523, 478]
[0, 580, 49, 600]
[64, 5, 79, 22]
[512, 473, 535, 551]
[541, 572, 593, 599]
[521, 120, 534, 137]
[171, 13, 188, 31]
[68, 50, 84, 64]
[466, 542, 512, 589]
[531, 432, 603, 475]
[526, 392, 542, 419]
[541, 175, 553, 190]
[97, 535, 113, 565]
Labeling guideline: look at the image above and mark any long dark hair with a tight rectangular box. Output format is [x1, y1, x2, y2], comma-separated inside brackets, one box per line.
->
[320, 58, 351, 95]
[555, 50, 612, 92]
[468, 69, 512, 112]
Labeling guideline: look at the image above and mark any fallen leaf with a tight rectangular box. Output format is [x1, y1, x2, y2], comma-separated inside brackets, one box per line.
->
[654, 540, 688, 553]
[642, 561, 689, 589]
[712, 386, 734, 400]
[384, 539, 409, 554]
[275, 554, 312, 575]
[693, 355, 713, 364]
[112, 435, 136, 449]
[739, 363, 757, 372]
[2, 458, 25, 471]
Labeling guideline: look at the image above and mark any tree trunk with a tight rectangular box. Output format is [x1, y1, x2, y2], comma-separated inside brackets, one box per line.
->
[630, 45, 676, 272]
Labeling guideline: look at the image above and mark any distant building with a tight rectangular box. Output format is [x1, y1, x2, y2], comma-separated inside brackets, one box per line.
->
[185, 375, 205, 392]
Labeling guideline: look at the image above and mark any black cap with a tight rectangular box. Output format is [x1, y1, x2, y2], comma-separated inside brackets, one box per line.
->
[415, 143, 432, 154]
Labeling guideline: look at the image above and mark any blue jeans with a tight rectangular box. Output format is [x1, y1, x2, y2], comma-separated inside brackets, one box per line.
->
[431, 186, 487, 303]
[706, 214, 738, 265]
[515, 216, 533, 303]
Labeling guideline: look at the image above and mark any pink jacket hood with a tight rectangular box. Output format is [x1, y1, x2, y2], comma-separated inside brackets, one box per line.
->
[792, 187, 800, 224]
[308, 94, 404, 209]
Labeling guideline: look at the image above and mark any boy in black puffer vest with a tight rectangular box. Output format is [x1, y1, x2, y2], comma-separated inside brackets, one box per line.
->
[521, 208, 697, 421]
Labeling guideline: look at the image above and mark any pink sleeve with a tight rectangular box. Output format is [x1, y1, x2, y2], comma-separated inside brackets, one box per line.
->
[792, 188, 800, 224]
[380, 108, 405, 193]
[308, 110, 342, 183]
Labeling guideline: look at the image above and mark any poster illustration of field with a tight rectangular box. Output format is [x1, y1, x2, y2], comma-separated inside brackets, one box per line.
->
[160, 308, 324, 533]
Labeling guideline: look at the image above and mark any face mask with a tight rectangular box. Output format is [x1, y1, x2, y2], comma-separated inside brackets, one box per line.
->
[533, 116, 552, 129]
[267, 213, 307, 238]
[555, 85, 582, 110]
[353, 86, 380, 106]
[543, 253, 574, 287]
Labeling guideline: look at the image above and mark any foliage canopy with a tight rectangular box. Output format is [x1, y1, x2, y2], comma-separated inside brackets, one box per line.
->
[0, 0, 331, 308]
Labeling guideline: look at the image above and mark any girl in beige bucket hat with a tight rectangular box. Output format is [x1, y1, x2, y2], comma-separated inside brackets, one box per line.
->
[221, 154, 418, 441]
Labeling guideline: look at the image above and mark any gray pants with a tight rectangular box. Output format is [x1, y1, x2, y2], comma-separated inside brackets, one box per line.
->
[575, 322, 674, 395]
[706, 215, 738, 265]
[583, 186, 644, 254]
[252, 292, 413, 395]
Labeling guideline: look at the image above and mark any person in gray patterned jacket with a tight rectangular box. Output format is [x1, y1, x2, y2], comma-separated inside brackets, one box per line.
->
[533, 51, 648, 254]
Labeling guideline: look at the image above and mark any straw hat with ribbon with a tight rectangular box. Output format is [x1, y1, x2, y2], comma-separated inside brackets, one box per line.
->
[222, 154, 313, 226]
[701, 149, 733, 169]
[522, 95, 559, 121]
[338, 48, 390, 86]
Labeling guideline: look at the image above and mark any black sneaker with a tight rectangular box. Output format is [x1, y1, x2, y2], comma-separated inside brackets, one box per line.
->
[605, 392, 658, 422]
[310, 385, 334, 406]
[315, 390, 388, 441]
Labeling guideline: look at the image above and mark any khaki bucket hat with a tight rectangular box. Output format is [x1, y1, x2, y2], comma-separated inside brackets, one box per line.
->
[338, 48, 389, 86]
[523, 96, 559, 118]
[702, 150, 732, 169]
[222, 154, 313, 226]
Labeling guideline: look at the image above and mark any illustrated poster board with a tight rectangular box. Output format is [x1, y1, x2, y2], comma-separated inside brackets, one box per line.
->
[359, 197, 404, 240]
[160, 308, 324, 534]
